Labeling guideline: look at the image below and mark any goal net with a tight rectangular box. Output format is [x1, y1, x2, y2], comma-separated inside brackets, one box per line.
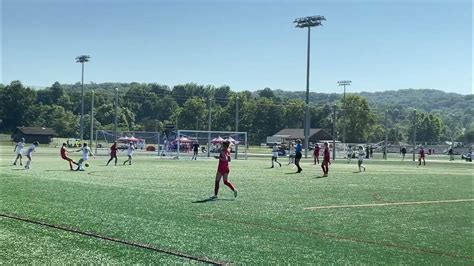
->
[95, 130, 161, 156]
[168, 130, 248, 159]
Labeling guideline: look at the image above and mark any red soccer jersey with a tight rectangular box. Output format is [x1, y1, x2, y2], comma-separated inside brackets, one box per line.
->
[217, 149, 231, 174]
[323, 147, 330, 161]
[60, 147, 68, 159]
[419, 148, 425, 158]
[110, 144, 118, 155]
[314, 146, 320, 156]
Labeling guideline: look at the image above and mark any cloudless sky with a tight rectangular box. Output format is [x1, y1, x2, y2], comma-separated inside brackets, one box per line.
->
[1, 0, 472, 94]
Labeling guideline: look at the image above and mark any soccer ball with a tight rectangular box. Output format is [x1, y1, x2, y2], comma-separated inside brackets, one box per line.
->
[85, 163, 90, 167]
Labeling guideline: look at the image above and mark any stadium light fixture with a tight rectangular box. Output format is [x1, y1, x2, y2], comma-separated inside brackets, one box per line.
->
[293, 15, 326, 158]
[75, 55, 91, 143]
[337, 80, 351, 146]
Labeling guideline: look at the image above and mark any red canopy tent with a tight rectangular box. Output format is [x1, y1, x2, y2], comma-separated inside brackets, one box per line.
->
[211, 136, 224, 144]
[118, 136, 142, 143]
[225, 136, 239, 144]
[176, 136, 192, 143]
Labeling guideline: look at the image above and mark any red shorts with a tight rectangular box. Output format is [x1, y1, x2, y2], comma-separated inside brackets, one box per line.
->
[61, 156, 72, 161]
[218, 166, 230, 175]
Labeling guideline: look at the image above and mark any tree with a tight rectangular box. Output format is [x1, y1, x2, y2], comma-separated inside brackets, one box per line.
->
[407, 112, 444, 143]
[339, 95, 377, 142]
[258, 88, 275, 99]
[282, 99, 304, 128]
[174, 98, 208, 130]
[0, 81, 37, 131]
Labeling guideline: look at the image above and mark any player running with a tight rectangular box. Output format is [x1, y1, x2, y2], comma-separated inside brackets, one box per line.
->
[210, 141, 237, 200]
[24, 142, 39, 170]
[271, 145, 281, 168]
[191, 142, 200, 160]
[106, 141, 118, 166]
[60, 143, 78, 170]
[123, 142, 135, 165]
[401, 146, 407, 161]
[76, 143, 95, 171]
[13, 138, 26, 166]
[288, 143, 295, 165]
[313, 143, 320, 165]
[357, 146, 366, 172]
[321, 142, 331, 177]
[346, 146, 353, 163]
[418, 145, 426, 166]
[295, 139, 303, 173]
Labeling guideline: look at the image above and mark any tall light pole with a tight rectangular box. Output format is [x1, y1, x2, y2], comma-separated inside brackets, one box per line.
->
[337, 80, 351, 147]
[332, 104, 337, 160]
[235, 96, 239, 159]
[114, 88, 119, 141]
[412, 109, 417, 161]
[89, 90, 95, 148]
[294, 15, 326, 158]
[75, 55, 91, 142]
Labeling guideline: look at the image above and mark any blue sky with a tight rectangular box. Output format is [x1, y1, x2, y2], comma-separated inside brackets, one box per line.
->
[1, 0, 472, 94]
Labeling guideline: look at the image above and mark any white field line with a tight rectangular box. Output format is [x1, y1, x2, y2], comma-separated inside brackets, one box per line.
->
[304, 199, 474, 210]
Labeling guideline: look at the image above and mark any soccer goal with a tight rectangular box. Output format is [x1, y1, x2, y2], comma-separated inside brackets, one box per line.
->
[95, 130, 161, 156]
[174, 130, 248, 159]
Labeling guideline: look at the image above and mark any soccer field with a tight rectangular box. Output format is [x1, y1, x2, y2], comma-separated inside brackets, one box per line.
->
[1, 146, 473, 264]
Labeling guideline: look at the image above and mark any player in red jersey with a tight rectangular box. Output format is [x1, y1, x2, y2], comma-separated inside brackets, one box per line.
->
[313, 144, 320, 165]
[60, 143, 78, 170]
[210, 141, 238, 200]
[321, 142, 331, 177]
[106, 141, 118, 166]
[418, 145, 426, 166]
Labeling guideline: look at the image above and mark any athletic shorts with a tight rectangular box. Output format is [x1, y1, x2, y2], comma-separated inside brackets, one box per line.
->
[295, 152, 302, 159]
[218, 167, 230, 175]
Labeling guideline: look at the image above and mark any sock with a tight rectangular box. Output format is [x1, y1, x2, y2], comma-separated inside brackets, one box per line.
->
[214, 180, 220, 196]
[223, 180, 235, 191]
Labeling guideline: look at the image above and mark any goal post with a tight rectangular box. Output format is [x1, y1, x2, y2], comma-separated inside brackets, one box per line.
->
[95, 130, 161, 156]
[176, 130, 248, 159]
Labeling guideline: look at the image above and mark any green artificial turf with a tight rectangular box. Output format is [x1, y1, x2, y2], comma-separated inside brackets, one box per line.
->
[1, 145, 473, 264]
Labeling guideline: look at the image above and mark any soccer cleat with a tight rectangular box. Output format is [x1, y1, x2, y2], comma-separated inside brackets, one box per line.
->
[209, 195, 218, 200]
[234, 190, 238, 198]
[13, 162, 16, 166]
[20, 162, 22, 166]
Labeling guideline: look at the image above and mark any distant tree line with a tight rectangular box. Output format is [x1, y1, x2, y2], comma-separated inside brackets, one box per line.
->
[0, 80, 472, 144]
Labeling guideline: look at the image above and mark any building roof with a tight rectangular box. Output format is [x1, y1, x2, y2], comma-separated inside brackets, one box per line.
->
[16, 127, 57, 136]
[272, 128, 331, 140]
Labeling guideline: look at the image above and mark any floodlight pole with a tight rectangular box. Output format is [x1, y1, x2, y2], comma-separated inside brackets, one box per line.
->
[384, 109, 388, 160]
[114, 88, 119, 141]
[235, 96, 239, 159]
[338, 80, 351, 147]
[89, 90, 95, 148]
[294, 15, 325, 158]
[412, 109, 417, 161]
[207, 97, 212, 158]
[75, 55, 90, 143]
[332, 104, 337, 160]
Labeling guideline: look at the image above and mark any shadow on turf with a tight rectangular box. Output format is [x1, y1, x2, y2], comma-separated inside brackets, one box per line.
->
[192, 198, 235, 203]
[45, 170, 74, 172]
[284, 172, 300, 175]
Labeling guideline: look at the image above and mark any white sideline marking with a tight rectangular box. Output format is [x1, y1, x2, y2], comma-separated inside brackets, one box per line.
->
[304, 199, 474, 210]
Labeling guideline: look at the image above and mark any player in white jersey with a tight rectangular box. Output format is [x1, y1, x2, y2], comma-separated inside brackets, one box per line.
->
[13, 138, 26, 166]
[24, 141, 39, 169]
[346, 146, 353, 163]
[123, 142, 135, 165]
[271, 145, 281, 168]
[358, 146, 366, 172]
[75, 143, 95, 171]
